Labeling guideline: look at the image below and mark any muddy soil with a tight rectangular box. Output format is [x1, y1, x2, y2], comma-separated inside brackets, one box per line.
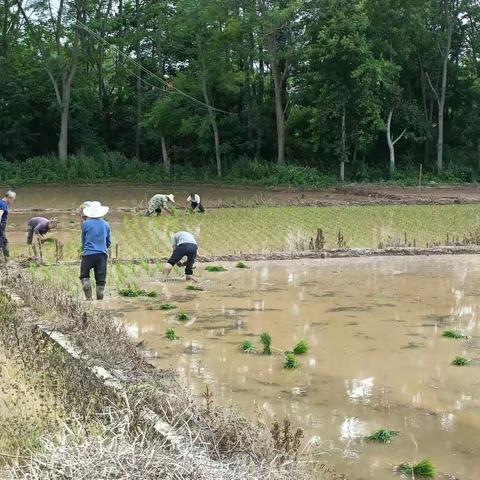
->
[108, 255, 480, 480]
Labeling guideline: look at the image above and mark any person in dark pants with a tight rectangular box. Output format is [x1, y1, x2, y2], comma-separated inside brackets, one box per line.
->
[187, 193, 205, 213]
[0, 191, 16, 262]
[164, 231, 198, 281]
[27, 217, 58, 257]
[79, 203, 111, 300]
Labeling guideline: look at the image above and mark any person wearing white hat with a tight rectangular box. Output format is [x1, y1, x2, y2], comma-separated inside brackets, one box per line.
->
[0, 190, 16, 261]
[78, 201, 102, 224]
[79, 203, 111, 300]
[145, 194, 175, 216]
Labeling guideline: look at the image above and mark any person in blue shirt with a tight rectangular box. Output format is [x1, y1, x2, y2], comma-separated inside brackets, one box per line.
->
[79, 203, 111, 300]
[0, 190, 16, 261]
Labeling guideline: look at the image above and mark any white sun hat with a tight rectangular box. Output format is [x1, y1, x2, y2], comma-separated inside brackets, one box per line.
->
[166, 194, 175, 203]
[83, 204, 109, 218]
[82, 201, 102, 208]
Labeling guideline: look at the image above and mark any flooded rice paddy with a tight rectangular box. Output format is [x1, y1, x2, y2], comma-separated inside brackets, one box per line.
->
[114, 256, 480, 479]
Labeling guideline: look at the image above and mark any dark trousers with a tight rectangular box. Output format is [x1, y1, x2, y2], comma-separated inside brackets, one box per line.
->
[80, 253, 108, 286]
[191, 201, 205, 213]
[0, 223, 9, 258]
[168, 243, 198, 275]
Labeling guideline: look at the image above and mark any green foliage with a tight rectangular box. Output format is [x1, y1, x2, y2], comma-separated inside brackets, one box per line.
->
[442, 330, 467, 339]
[235, 262, 249, 269]
[260, 332, 272, 355]
[283, 352, 300, 369]
[398, 459, 435, 478]
[119, 288, 157, 298]
[176, 312, 190, 322]
[165, 328, 180, 341]
[451, 356, 471, 366]
[159, 303, 177, 310]
[292, 341, 309, 355]
[366, 429, 399, 443]
[186, 285, 203, 291]
[205, 266, 228, 272]
[241, 341, 256, 354]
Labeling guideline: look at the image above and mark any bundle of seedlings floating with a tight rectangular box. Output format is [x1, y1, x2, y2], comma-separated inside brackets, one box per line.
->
[451, 355, 471, 366]
[283, 352, 300, 369]
[186, 285, 204, 291]
[119, 288, 158, 298]
[442, 330, 468, 339]
[235, 262, 249, 269]
[165, 328, 180, 341]
[158, 303, 177, 310]
[205, 265, 228, 272]
[241, 340, 256, 354]
[176, 312, 190, 322]
[397, 459, 435, 478]
[292, 340, 309, 355]
[260, 332, 272, 355]
[366, 429, 399, 444]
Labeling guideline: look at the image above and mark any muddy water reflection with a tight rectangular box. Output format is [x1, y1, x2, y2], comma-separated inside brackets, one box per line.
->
[121, 256, 480, 479]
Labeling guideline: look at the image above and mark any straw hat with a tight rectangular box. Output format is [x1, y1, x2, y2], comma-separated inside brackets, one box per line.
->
[167, 194, 175, 203]
[83, 204, 109, 218]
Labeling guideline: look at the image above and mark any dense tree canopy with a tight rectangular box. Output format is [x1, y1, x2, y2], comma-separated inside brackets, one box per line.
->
[0, 0, 479, 180]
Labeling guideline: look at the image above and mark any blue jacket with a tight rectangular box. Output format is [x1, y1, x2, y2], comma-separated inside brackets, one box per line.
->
[82, 219, 111, 256]
[0, 199, 8, 225]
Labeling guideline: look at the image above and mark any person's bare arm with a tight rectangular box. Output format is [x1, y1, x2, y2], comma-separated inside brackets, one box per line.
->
[0, 210, 4, 223]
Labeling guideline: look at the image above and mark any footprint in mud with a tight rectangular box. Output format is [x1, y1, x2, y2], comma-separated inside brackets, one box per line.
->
[327, 306, 373, 313]
[345, 321, 359, 326]
[184, 342, 202, 354]
[402, 341, 426, 349]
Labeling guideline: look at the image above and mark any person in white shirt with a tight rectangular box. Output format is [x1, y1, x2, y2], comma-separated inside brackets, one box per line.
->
[187, 193, 205, 213]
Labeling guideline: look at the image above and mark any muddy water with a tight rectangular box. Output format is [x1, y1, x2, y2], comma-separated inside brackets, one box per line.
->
[116, 256, 480, 479]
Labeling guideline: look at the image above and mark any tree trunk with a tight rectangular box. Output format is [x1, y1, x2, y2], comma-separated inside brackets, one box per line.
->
[340, 105, 347, 182]
[387, 109, 395, 175]
[160, 136, 170, 173]
[477, 140, 480, 171]
[134, 0, 141, 160]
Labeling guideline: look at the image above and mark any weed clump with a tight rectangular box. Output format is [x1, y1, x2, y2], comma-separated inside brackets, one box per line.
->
[159, 303, 177, 310]
[398, 459, 435, 478]
[283, 352, 300, 369]
[205, 266, 227, 272]
[119, 288, 157, 298]
[241, 341, 256, 354]
[165, 328, 180, 341]
[451, 355, 471, 366]
[366, 429, 399, 443]
[442, 330, 467, 339]
[176, 312, 190, 322]
[292, 340, 309, 355]
[186, 285, 203, 291]
[235, 262, 249, 269]
[260, 332, 272, 355]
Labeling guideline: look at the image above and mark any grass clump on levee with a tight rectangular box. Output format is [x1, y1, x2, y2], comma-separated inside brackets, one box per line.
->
[366, 429, 399, 444]
[186, 285, 203, 291]
[451, 355, 471, 366]
[241, 341, 256, 354]
[283, 352, 300, 369]
[292, 340, 309, 355]
[442, 330, 467, 339]
[176, 312, 190, 322]
[398, 459, 435, 478]
[159, 303, 177, 310]
[235, 262, 249, 269]
[260, 332, 272, 355]
[119, 288, 157, 298]
[165, 328, 180, 341]
[205, 265, 227, 272]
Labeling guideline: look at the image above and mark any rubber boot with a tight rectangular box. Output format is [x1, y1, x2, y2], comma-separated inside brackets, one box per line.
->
[96, 285, 105, 301]
[81, 278, 92, 300]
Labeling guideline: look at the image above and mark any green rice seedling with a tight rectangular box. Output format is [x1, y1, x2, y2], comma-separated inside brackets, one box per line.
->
[235, 262, 249, 269]
[366, 429, 399, 443]
[176, 312, 190, 322]
[186, 285, 203, 291]
[205, 265, 227, 272]
[159, 303, 177, 310]
[283, 352, 300, 369]
[442, 330, 467, 339]
[398, 459, 435, 478]
[293, 340, 309, 355]
[118, 288, 157, 298]
[241, 341, 256, 354]
[165, 328, 180, 341]
[260, 332, 272, 355]
[451, 355, 471, 366]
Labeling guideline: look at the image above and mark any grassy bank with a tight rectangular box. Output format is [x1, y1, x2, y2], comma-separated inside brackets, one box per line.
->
[10, 204, 480, 262]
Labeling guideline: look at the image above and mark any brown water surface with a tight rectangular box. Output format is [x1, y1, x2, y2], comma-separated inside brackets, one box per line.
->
[115, 256, 480, 479]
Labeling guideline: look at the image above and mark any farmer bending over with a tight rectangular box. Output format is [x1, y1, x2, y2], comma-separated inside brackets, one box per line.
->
[145, 194, 175, 216]
[187, 193, 205, 213]
[27, 217, 58, 256]
[0, 191, 16, 262]
[164, 231, 198, 281]
[79, 203, 111, 301]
